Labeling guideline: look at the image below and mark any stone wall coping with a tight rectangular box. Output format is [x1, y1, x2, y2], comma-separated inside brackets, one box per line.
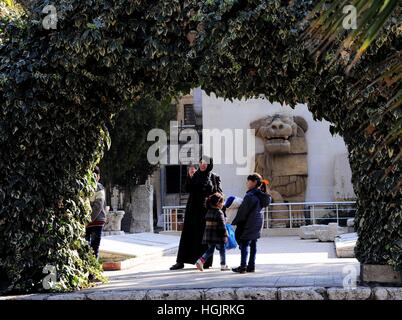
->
[2, 286, 401, 300]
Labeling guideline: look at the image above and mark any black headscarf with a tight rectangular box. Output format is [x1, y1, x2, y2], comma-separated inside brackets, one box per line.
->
[190, 156, 215, 196]
[198, 155, 213, 175]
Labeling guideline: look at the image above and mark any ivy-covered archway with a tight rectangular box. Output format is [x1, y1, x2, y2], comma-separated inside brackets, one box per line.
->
[0, 1, 400, 292]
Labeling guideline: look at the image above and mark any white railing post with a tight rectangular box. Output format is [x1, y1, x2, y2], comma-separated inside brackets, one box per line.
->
[163, 208, 167, 231]
[162, 205, 186, 232]
[163, 208, 166, 231]
[163, 208, 165, 231]
[169, 208, 173, 231]
[167, 208, 171, 231]
[289, 204, 293, 229]
[312, 204, 315, 225]
[266, 206, 269, 229]
[336, 204, 339, 225]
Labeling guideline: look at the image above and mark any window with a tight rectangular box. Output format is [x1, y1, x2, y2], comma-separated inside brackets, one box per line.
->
[165, 165, 188, 194]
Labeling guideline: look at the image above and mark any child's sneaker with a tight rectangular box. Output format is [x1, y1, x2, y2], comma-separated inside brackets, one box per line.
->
[195, 259, 204, 272]
[221, 265, 230, 271]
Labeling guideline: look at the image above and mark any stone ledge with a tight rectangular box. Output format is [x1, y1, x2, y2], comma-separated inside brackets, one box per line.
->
[235, 287, 278, 300]
[147, 289, 203, 300]
[373, 287, 402, 300]
[327, 287, 372, 300]
[278, 287, 326, 300]
[2, 286, 402, 300]
[203, 288, 237, 300]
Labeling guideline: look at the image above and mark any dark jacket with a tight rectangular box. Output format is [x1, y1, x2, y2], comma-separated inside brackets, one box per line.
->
[232, 188, 271, 241]
[202, 208, 228, 245]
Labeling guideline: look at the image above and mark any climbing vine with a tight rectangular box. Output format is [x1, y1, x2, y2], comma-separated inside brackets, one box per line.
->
[0, 0, 400, 292]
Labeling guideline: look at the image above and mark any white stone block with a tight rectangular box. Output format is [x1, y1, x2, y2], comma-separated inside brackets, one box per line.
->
[335, 232, 357, 258]
[315, 223, 350, 242]
[315, 230, 332, 242]
[299, 224, 328, 239]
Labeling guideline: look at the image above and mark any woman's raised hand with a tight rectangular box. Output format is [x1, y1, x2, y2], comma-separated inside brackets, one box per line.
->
[188, 166, 196, 177]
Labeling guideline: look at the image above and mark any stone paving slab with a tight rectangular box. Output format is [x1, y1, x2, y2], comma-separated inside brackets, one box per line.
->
[94, 236, 358, 292]
[100, 232, 179, 257]
[1, 236, 366, 299]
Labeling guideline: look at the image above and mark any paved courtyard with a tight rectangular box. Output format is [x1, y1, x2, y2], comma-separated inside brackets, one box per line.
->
[95, 235, 359, 292]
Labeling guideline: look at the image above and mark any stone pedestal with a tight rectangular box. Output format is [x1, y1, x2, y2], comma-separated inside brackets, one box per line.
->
[129, 180, 154, 233]
[103, 210, 125, 236]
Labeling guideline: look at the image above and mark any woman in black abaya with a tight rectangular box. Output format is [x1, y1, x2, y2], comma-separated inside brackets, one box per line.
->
[170, 156, 222, 270]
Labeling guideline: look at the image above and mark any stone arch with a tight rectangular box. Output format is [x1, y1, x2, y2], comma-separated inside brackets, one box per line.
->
[0, 1, 400, 291]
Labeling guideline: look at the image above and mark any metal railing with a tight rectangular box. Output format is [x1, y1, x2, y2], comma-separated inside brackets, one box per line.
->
[162, 205, 186, 232]
[162, 201, 356, 231]
[264, 201, 356, 229]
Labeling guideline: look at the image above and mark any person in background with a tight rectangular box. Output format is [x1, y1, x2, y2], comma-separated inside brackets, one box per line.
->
[223, 196, 243, 224]
[223, 179, 271, 226]
[86, 166, 106, 259]
[195, 193, 230, 272]
[231, 173, 272, 274]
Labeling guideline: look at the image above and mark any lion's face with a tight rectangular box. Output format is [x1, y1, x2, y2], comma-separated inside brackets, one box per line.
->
[250, 114, 307, 154]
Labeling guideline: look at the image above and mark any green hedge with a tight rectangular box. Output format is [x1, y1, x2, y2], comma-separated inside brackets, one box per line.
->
[0, 0, 400, 292]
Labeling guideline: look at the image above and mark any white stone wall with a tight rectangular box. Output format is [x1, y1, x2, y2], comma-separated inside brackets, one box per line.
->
[201, 90, 355, 202]
[333, 153, 356, 200]
[192, 87, 203, 115]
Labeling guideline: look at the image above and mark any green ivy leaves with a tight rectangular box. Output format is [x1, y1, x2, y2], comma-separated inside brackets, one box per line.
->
[0, 0, 400, 293]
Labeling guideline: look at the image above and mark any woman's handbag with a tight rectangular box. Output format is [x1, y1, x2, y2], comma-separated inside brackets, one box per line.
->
[225, 224, 238, 250]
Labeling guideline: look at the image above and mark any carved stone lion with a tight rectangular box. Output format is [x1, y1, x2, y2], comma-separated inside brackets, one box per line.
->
[250, 114, 308, 227]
